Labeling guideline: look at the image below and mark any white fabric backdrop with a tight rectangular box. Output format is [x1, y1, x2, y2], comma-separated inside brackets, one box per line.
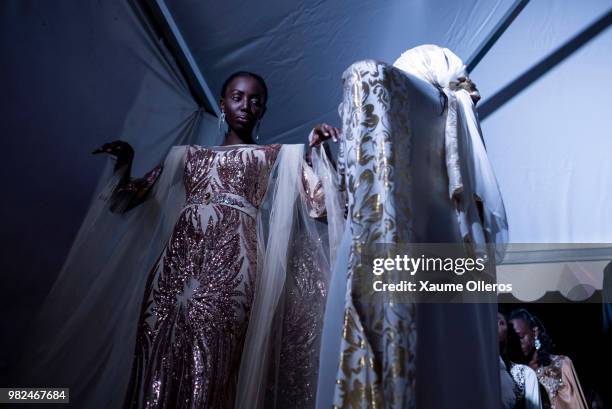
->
[472, 1, 612, 243]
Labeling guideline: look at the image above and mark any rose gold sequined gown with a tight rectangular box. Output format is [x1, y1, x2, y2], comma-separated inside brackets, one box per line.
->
[124, 143, 281, 409]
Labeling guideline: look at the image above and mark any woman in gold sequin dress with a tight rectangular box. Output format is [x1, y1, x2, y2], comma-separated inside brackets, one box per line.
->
[95, 72, 342, 409]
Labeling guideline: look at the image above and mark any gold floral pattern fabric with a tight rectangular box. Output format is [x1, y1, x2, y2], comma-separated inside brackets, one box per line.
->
[333, 60, 418, 409]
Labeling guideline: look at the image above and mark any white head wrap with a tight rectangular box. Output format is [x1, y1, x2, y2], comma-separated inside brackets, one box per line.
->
[394, 45, 508, 256]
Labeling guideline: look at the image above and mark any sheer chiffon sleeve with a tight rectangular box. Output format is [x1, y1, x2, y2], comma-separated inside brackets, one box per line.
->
[109, 163, 164, 213]
[235, 143, 344, 409]
[18, 146, 189, 408]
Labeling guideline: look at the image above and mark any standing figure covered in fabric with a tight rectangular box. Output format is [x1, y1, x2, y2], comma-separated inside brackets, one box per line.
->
[19, 72, 345, 409]
[510, 309, 588, 409]
[316, 45, 508, 409]
[499, 310, 543, 409]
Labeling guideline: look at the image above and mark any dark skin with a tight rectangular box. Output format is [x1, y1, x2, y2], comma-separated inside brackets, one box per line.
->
[94, 74, 340, 160]
[219, 75, 340, 146]
[220, 76, 266, 145]
[310, 123, 341, 147]
[510, 317, 540, 370]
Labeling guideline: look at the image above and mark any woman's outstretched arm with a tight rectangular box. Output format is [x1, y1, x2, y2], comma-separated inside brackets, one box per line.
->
[92, 140, 163, 213]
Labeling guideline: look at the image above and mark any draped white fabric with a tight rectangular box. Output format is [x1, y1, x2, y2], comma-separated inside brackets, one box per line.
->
[394, 44, 508, 256]
[236, 144, 344, 409]
[471, 1, 612, 244]
[235, 145, 302, 408]
[19, 146, 191, 407]
[4, 0, 220, 380]
[13, 2, 346, 405]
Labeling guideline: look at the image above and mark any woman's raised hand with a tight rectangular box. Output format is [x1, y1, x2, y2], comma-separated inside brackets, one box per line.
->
[309, 123, 341, 147]
[92, 140, 135, 170]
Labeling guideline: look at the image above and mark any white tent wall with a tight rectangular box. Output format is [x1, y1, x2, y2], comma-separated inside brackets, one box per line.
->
[0, 0, 215, 381]
[164, 0, 516, 144]
[472, 1, 612, 242]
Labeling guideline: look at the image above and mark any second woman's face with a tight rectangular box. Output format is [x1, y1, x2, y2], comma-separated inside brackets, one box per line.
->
[510, 318, 534, 356]
[221, 76, 266, 135]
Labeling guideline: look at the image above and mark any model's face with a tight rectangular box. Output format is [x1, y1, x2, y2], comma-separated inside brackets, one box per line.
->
[510, 318, 534, 356]
[497, 313, 508, 343]
[220, 76, 266, 135]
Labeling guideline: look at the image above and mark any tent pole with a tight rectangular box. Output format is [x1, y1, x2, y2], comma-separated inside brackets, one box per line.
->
[466, 0, 530, 73]
[141, 0, 220, 116]
[478, 8, 612, 120]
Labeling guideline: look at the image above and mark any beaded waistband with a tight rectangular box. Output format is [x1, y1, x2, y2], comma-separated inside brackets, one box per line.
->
[185, 191, 257, 219]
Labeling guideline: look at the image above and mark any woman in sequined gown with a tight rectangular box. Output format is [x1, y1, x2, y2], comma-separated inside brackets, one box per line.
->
[98, 72, 341, 409]
[510, 309, 588, 409]
[499, 310, 543, 409]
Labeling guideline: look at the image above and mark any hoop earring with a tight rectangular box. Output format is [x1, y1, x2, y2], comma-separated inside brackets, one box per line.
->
[218, 112, 227, 137]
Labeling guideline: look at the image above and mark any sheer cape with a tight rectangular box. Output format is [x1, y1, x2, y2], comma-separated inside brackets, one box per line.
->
[236, 143, 344, 409]
[19, 143, 343, 409]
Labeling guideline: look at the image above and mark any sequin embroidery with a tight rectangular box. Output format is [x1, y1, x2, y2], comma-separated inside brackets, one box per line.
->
[124, 144, 281, 409]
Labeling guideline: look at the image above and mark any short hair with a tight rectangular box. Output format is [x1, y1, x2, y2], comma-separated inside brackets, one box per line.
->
[220, 71, 268, 103]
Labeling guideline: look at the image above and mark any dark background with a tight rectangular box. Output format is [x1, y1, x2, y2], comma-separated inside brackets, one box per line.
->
[501, 299, 611, 407]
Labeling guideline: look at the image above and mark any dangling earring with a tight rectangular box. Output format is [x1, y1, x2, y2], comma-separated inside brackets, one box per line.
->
[534, 336, 541, 351]
[218, 112, 227, 137]
[255, 120, 261, 142]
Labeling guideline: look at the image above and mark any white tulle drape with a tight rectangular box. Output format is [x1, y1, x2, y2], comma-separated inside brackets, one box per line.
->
[19, 146, 190, 408]
[235, 145, 301, 409]
[235, 144, 344, 409]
